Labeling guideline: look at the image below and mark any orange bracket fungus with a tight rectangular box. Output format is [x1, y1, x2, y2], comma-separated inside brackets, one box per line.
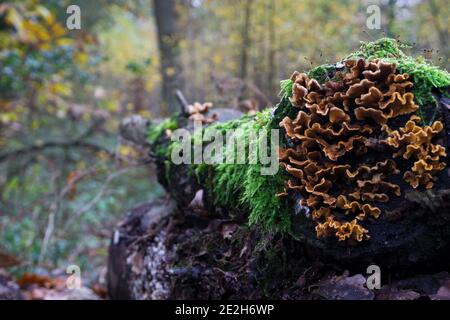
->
[278, 59, 447, 244]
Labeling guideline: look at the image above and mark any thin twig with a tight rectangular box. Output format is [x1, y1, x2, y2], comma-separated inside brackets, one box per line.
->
[175, 89, 190, 115]
[60, 166, 139, 233]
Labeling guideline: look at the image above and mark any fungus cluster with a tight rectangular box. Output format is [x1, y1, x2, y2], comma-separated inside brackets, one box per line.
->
[278, 59, 447, 243]
[187, 102, 217, 124]
[383, 117, 446, 189]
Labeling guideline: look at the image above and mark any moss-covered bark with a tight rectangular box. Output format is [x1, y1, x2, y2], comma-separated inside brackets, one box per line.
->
[108, 38, 450, 300]
[147, 38, 450, 243]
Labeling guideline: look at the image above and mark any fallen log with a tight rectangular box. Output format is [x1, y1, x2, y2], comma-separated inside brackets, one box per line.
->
[107, 39, 450, 299]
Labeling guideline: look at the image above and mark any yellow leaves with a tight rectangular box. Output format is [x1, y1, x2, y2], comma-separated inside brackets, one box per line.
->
[214, 5, 237, 20]
[22, 20, 66, 48]
[138, 110, 151, 118]
[55, 38, 73, 46]
[74, 51, 89, 65]
[229, 32, 241, 45]
[0, 112, 18, 124]
[104, 100, 119, 113]
[82, 112, 91, 122]
[0, 100, 26, 125]
[125, 103, 134, 111]
[3, 3, 66, 47]
[118, 145, 139, 159]
[34, 5, 54, 25]
[49, 23, 66, 39]
[76, 161, 87, 171]
[179, 39, 188, 50]
[23, 20, 51, 43]
[5, 6, 24, 34]
[96, 7, 157, 77]
[48, 82, 71, 97]
[212, 53, 223, 65]
[31, 119, 40, 130]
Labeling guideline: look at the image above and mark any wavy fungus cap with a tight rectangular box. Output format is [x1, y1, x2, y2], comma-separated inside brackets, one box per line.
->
[278, 59, 447, 244]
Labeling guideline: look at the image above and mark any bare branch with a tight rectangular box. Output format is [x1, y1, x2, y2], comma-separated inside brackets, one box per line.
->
[175, 89, 190, 115]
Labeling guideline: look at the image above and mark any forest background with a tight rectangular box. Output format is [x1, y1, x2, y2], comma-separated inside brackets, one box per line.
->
[0, 0, 448, 285]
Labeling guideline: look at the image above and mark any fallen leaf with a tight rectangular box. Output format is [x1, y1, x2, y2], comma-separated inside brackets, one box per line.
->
[91, 283, 108, 299]
[16, 273, 56, 289]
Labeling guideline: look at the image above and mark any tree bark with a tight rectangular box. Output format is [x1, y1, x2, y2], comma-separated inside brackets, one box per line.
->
[385, 0, 396, 38]
[153, 0, 185, 115]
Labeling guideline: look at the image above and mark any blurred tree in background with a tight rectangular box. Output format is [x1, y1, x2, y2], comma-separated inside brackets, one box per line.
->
[0, 1, 163, 282]
[153, 0, 185, 114]
[0, 0, 448, 283]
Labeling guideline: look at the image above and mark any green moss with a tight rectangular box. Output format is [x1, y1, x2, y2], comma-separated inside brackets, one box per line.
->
[279, 79, 293, 98]
[344, 37, 408, 60]
[148, 115, 179, 145]
[212, 162, 290, 234]
[307, 64, 333, 84]
[243, 165, 290, 233]
[269, 95, 298, 130]
[164, 160, 172, 182]
[147, 114, 179, 158]
[190, 109, 291, 233]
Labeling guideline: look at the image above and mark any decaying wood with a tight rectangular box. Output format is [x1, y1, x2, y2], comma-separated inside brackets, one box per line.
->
[108, 92, 450, 299]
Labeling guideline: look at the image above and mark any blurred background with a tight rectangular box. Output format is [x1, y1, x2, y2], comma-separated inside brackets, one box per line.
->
[0, 0, 448, 287]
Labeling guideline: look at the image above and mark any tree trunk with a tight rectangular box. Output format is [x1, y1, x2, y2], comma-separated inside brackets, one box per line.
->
[239, 0, 254, 80]
[428, 0, 449, 59]
[385, 0, 396, 38]
[266, 0, 276, 98]
[153, 0, 185, 115]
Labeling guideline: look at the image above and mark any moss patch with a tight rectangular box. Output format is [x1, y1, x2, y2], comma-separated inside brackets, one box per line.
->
[148, 115, 179, 144]
[195, 110, 291, 233]
[147, 114, 180, 158]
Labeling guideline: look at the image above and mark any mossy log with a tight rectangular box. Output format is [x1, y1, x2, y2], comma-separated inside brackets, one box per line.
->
[108, 95, 450, 300]
[108, 39, 450, 299]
